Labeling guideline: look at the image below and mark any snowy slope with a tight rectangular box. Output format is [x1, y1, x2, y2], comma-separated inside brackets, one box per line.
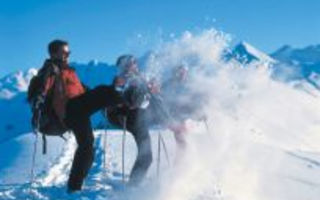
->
[0, 133, 66, 185]
[0, 130, 177, 200]
[0, 122, 320, 200]
[0, 93, 33, 142]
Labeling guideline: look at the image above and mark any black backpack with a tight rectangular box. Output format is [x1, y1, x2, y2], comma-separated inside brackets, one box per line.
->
[27, 60, 69, 154]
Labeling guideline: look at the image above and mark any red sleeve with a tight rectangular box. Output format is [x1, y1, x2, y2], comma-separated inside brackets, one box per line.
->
[43, 76, 55, 96]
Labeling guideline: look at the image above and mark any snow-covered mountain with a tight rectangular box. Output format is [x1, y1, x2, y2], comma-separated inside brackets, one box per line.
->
[0, 68, 37, 99]
[271, 44, 320, 87]
[70, 60, 117, 88]
[227, 42, 320, 89]
[227, 41, 276, 65]
[271, 44, 320, 66]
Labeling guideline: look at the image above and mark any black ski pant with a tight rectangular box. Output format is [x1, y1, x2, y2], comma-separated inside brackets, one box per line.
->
[64, 85, 122, 191]
[108, 108, 153, 186]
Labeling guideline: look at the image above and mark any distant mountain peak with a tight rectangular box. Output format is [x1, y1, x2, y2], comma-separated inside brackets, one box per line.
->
[271, 44, 320, 65]
[0, 68, 37, 99]
[275, 45, 293, 53]
[88, 59, 99, 66]
[230, 41, 276, 64]
[303, 44, 320, 52]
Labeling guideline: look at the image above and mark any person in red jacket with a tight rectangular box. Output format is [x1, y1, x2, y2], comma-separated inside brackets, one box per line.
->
[33, 40, 123, 193]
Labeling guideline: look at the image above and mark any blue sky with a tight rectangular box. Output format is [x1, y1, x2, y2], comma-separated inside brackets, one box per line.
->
[0, 0, 319, 76]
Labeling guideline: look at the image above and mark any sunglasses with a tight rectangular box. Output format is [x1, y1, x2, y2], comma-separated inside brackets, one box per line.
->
[62, 50, 71, 57]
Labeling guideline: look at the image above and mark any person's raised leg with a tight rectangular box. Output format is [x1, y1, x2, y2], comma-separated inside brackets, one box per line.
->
[67, 85, 123, 118]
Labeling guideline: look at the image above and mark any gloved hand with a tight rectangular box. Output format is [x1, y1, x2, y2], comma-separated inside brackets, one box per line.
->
[32, 94, 45, 111]
[139, 94, 150, 109]
[31, 95, 45, 132]
[113, 77, 126, 92]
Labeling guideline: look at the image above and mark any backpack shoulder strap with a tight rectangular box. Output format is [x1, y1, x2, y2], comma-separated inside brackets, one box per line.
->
[36, 60, 60, 97]
[38, 62, 64, 155]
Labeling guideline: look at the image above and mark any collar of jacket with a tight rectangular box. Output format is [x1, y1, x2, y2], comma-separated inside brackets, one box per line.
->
[45, 59, 75, 71]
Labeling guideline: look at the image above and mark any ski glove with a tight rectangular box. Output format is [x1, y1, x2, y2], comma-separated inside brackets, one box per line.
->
[33, 94, 45, 111]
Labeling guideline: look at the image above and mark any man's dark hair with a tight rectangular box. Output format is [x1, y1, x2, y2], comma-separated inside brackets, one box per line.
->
[48, 39, 68, 56]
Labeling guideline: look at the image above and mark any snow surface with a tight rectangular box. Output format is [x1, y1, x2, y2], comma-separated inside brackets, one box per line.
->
[0, 130, 178, 200]
[0, 121, 320, 200]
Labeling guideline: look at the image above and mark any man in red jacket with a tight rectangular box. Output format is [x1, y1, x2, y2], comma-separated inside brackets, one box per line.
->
[32, 40, 124, 193]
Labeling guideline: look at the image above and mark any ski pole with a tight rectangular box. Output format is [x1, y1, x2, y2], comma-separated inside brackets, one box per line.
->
[156, 131, 161, 178]
[203, 117, 215, 139]
[103, 126, 108, 172]
[29, 133, 38, 198]
[159, 133, 170, 167]
[102, 108, 109, 173]
[122, 116, 127, 183]
[29, 110, 41, 199]
[203, 118, 210, 133]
